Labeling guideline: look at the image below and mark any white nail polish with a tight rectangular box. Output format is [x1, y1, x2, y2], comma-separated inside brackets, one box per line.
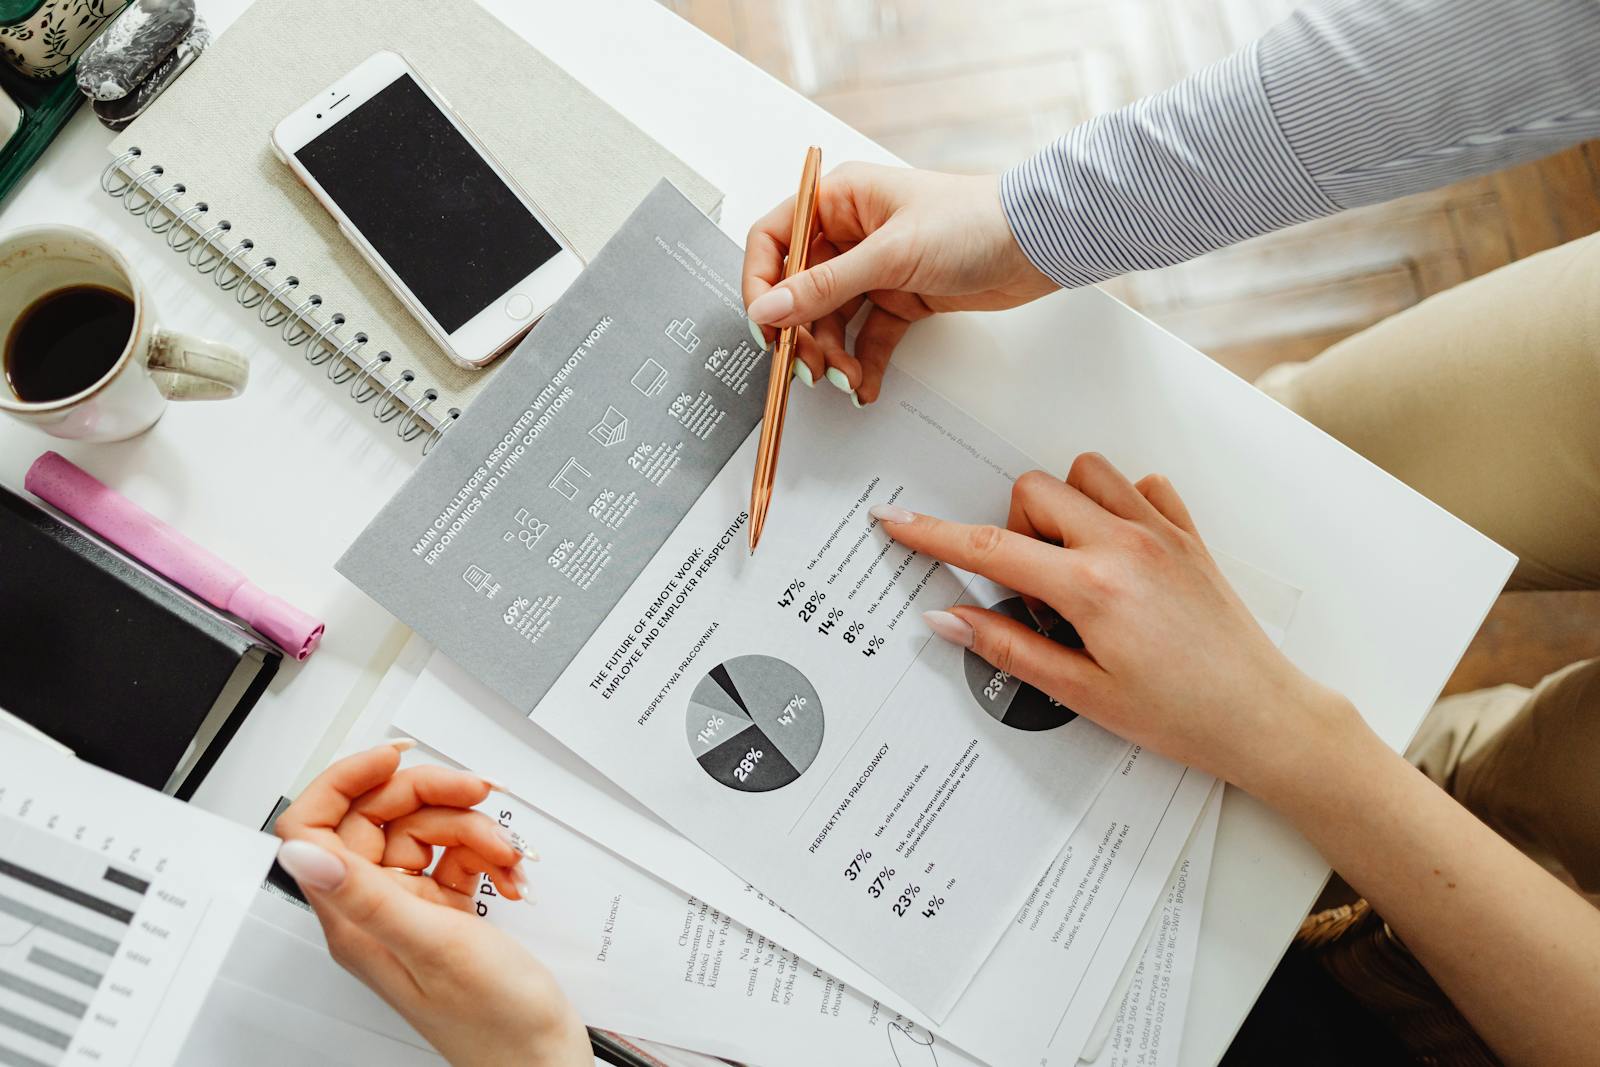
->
[494, 828, 540, 862]
[922, 610, 975, 649]
[276, 839, 347, 892]
[869, 503, 915, 524]
[747, 287, 795, 324]
[512, 865, 536, 905]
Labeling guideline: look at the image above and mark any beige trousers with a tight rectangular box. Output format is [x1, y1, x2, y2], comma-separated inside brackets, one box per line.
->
[1256, 230, 1600, 891]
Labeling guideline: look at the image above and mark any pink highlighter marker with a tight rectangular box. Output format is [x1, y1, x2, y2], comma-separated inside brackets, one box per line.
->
[25, 451, 325, 661]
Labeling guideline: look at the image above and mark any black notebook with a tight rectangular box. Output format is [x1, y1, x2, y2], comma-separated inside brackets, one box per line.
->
[0, 485, 280, 799]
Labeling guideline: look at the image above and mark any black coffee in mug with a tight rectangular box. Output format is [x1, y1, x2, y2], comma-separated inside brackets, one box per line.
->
[3, 285, 136, 403]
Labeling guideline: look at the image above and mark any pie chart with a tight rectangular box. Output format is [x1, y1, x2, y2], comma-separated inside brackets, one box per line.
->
[686, 655, 823, 792]
[962, 596, 1080, 731]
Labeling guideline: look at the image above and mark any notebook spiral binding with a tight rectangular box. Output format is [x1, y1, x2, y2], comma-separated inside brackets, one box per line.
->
[101, 148, 461, 455]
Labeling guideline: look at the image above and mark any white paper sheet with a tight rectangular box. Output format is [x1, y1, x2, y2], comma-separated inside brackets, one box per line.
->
[0, 738, 278, 1067]
[223, 899, 715, 1067]
[177, 977, 446, 1067]
[227, 904, 437, 1053]
[1083, 790, 1224, 1067]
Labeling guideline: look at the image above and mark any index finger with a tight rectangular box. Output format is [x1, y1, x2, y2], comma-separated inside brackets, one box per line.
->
[871, 507, 1078, 606]
[743, 194, 798, 314]
[274, 742, 405, 843]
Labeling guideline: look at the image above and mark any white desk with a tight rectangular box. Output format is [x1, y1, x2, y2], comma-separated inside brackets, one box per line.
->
[0, 3, 1503, 1064]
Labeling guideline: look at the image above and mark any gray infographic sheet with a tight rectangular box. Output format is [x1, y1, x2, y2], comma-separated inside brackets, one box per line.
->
[341, 181, 769, 703]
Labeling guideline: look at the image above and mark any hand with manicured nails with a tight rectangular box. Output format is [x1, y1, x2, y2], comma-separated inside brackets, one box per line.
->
[874, 456, 1600, 1067]
[742, 163, 1056, 406]
[274, 743, 590, 1067]
[871, 453, 1361, 804]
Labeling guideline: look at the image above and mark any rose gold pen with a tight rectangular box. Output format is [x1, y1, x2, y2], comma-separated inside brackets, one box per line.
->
[748, 145, 822, 554]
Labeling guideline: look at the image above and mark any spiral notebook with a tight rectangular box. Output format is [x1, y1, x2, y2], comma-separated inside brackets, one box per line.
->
[99, 0, 721, 453]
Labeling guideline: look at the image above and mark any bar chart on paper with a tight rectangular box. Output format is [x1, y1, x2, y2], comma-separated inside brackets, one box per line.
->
[0, 812, 206, 1067]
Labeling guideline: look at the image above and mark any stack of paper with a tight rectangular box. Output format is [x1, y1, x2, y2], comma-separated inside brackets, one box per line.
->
[208, 141, 1508, 1067]
[375, 626, 1258, 1066]
[307, 185, 1300, 1065]
[198, 733, 1226, 1067]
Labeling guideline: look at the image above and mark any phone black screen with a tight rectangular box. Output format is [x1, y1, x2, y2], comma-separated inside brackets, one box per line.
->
[295, 73, 562, 334]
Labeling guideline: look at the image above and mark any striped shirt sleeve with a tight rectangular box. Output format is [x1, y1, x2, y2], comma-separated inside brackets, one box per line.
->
[1001, 0, 1600, 289]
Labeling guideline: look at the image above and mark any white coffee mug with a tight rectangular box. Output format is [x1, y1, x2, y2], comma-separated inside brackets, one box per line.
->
[0, 225, 248, 442]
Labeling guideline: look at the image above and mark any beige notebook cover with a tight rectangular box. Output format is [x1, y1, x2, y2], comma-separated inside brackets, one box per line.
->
[104, 0, 721, 438]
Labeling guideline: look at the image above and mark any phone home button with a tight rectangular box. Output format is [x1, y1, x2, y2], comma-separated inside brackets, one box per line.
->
[504, 293, 534, 320]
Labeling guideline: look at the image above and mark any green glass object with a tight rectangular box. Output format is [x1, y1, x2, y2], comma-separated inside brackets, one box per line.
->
[0, 1, 129, 205]
[0, 60, 82, 204]
[0, 1, 48, 24]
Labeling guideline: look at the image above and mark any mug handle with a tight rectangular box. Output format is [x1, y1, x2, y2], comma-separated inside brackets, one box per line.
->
[147, 330, 251, 401]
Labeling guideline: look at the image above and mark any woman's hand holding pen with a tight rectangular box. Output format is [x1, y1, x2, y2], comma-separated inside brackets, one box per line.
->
[275, 743, 591, 1067]
[742, 163, 1056, 406]
[871, 453, 1362, 805]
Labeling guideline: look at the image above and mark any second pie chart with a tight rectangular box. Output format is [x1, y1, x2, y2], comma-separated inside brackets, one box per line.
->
[962, 596, 1081, 731]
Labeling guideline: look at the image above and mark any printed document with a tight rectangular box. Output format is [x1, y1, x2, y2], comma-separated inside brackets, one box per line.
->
[0, 736, 277, 1066]
[342, 182, 1147, 1017]
[391, 620, 1289, 1065]
[1082, 789, 1224, 1067]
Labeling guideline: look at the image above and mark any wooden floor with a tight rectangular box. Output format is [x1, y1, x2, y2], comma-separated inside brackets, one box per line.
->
[663, 0, 1600, 698]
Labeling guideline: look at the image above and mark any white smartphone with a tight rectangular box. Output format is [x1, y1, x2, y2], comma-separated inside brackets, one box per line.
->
[271, 51, 582, 369]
